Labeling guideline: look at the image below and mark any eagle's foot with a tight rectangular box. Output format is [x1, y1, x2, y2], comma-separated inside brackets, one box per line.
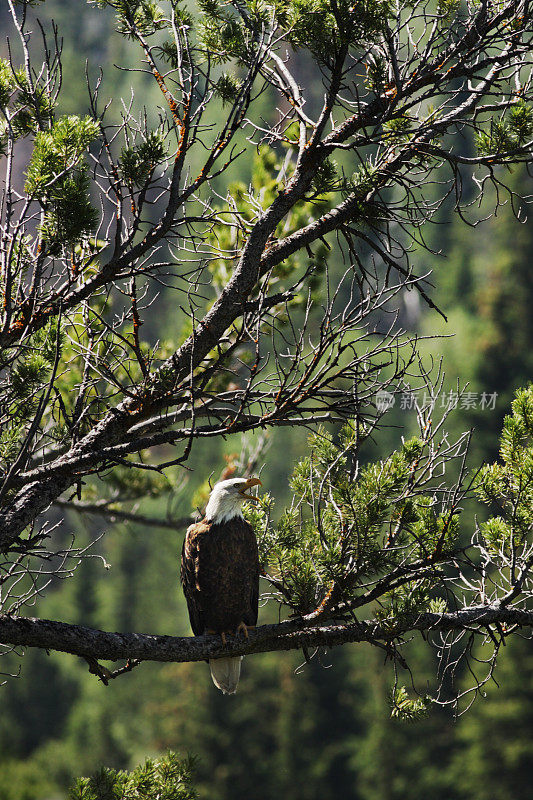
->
[236, 622, 254, 639]
[206, 629, 228, 646]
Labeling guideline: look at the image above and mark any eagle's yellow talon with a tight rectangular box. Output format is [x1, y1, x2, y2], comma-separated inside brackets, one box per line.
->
[206, 629, 228, 646]
[236, 621, 253, 638]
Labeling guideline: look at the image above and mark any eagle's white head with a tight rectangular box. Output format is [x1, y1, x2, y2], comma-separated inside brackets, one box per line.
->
[205, 477, 262, 524]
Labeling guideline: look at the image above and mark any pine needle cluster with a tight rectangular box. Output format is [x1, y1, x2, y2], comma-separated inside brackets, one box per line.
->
[250, 420, 459, 618]
[477, 385, 533, 561]
[25, 116, 99, 254]
[476, 101, 533, 157]
[70, 751, 198, 800]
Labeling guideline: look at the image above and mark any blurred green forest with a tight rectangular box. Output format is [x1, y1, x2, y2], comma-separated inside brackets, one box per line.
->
[1, 2, 533, 799]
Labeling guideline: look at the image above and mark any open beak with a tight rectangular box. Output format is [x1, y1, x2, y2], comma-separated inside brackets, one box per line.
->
[239, 477, 262, 502]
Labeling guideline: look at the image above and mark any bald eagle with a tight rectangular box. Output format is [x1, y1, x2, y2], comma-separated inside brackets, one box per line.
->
[180, 477, 262, 694]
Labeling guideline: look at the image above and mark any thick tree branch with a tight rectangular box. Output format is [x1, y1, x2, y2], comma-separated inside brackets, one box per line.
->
[53, 499, 194, 532]
[0, 605, 530, 665]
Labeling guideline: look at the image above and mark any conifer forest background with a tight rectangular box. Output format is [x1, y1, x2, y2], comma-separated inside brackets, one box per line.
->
[1, 1, 533, 798]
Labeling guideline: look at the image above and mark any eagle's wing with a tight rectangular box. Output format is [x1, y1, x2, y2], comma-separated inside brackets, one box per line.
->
[181, 517, 260, 635]
[180, 521, 207, 636]
[247, 573, 259, 627]
[243, 519, 260, 627]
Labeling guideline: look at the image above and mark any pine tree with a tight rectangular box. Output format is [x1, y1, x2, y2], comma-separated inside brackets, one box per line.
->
[70, 751, 198, 800]
[2, 7, 533, 797]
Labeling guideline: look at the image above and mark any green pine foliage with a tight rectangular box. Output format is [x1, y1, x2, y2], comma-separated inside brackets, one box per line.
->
[191, 0, 394, 66]
[436, 0, 460, 22]
[0, 60, 14, 108]
[69, 752, 198, 800]
[196, 0, 252, 64]
[476, 101, 533, 156]
[207, 141, 332, 308]
[277, 0, 391, 62]
[24, 115, 99, 195]
[389, 686, 428, 722]
[363, 52, 387, 94]
[252, 424, 457, 617]
[383, 114, 413, 144]
[119, 129, 167, 186]
[0, 319, 63, 470]
[476, 385, 533, 558]
[89, 0, 166, 37]
[25, 115, 99, 253]
[39, 170, 98, 254]
[311, 157, 340, 195]
[0, 58, 55, 139]
[214, 73, 243, 105]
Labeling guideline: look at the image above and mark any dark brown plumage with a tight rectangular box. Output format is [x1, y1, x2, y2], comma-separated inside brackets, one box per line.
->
[180, 516, 259, 637]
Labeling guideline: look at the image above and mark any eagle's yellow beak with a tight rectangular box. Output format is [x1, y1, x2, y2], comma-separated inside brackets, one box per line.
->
[239, 477, 262, 502]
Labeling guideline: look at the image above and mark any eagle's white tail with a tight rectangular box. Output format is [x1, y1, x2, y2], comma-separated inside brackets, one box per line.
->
[209, 656, 243, 694]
